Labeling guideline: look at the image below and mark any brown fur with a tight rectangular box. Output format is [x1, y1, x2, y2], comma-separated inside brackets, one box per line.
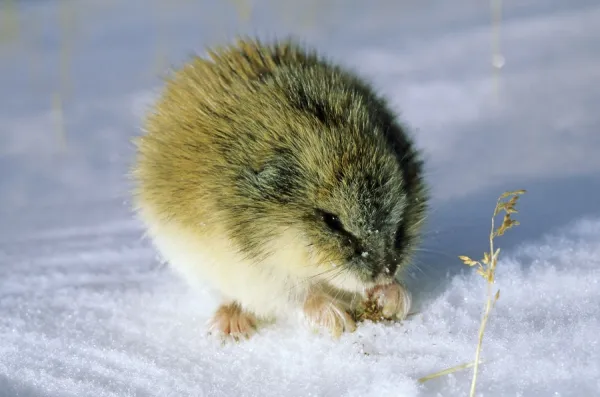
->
[131, 37, 428, 338]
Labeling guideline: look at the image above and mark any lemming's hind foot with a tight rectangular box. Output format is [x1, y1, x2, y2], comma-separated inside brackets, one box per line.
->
[208, 301, 258, 341]
[303, 290, 357, 338]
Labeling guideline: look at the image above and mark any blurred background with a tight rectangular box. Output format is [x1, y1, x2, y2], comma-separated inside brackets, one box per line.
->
[1, 1, 600, 396]
[1, 0, 599, 297]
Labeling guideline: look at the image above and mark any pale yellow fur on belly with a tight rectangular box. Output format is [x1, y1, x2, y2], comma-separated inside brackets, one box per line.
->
[137, 209, 333, 320]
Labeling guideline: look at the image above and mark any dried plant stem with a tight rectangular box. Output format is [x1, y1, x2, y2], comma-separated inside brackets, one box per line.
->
[1, 0, 19, 44]
[230, 0, 252, 22]
[469, 199, 497, 395]
[419, 190, 525, 394]
[469, 276, 494, 396]
[418, 361, 480, 384]
[152, 1, 169, 78]
[466, 190, 525, 396]
[54, 0, 76, 151]
[491, 0, 504, 99]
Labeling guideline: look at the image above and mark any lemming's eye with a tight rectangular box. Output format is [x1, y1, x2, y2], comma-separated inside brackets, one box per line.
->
[319, 210, 344, 233]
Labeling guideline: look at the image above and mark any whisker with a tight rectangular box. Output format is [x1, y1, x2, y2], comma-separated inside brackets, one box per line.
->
[323, 267, 347, 285]
[287, 265, 346, 293]
[413, 247, 458, 261]
[409, 261, 429, 278]
[331, 272, 348, 302]
[419, 223, 480, 238]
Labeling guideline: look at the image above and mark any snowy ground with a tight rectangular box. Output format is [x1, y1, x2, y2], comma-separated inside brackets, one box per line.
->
[1, 1, 600, 396]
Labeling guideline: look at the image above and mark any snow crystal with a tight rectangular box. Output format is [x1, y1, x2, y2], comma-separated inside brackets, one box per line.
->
[1, 0, 599, 396]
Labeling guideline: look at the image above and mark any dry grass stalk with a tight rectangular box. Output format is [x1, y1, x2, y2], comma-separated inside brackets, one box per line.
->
[54, 0, 77, 151]
[418, 189, 525, 394]
[1, 0, 19, 45]
[461, 189, 525, 396]
[418, 361, 480, 384]
[491, 0, 505, 99]
[230, 0, 253, 22]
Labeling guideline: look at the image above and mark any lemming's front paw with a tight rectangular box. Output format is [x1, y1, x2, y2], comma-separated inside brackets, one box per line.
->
[367, 281, 412, 320]
[208, 301, 258, 341]
[303, 291, 357, 338]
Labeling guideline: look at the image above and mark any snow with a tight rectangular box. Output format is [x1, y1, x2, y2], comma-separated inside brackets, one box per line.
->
[1, 0, 600, 396]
